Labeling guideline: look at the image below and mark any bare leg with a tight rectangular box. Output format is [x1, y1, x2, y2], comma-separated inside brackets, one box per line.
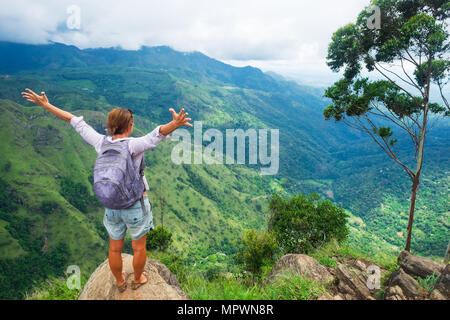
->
[108, 238, 125, 286]
[132, 234, 148, 284]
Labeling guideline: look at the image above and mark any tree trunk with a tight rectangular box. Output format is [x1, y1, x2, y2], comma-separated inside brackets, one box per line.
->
[405, 58, 433, 252]
[405, 176, 419, 252]
[445, 240, 450, 263]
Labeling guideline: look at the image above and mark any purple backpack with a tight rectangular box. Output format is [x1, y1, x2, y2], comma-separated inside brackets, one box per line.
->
[93, 137, 147, 215]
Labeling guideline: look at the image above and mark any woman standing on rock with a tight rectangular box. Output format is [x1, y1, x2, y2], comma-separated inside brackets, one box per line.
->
[21, 88, 192, 292]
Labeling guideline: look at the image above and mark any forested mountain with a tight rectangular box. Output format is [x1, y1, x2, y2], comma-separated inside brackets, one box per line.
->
[0, 41, 448, 298]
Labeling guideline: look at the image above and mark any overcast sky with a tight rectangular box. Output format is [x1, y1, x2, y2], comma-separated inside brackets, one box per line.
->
[0, 0, 373, 86]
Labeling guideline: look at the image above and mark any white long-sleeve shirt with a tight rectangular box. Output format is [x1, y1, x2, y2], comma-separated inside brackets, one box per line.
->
[70, 115, 170, 191]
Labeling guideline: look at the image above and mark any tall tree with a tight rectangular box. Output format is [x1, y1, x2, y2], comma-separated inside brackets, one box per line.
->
[324, 0, 449, 252]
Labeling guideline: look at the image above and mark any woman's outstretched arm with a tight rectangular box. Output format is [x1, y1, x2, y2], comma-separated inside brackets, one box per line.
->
[22, 88, 104, 152]
[159, 107, 192, 135]
[21, 89, 74, 123]
[128, 108, 192, 156]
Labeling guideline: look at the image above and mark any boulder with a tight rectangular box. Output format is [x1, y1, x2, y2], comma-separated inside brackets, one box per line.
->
[431, 264, 449, 299]
[264, 254, 334, 284]
[317, 292, 334, 300]
[398, 250, 445, 279]
[335, 264, 374, 300]
[317, 292, 345, 300]
[429, 289, 446, 300]
[384, 285, 406, 300]
[386, 268, 421, 299]
[78, 254, 189, 300]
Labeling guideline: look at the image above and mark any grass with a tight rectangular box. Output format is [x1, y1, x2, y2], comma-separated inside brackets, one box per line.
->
[416, 273, 439, 294]
[181, 272, 325, 300]
[25, 276, 87, 300]
[149, 249, 326, 300]
[0, 219, 26, 259]
[310, 239, 398, 273]
[260, 273, 325, 300]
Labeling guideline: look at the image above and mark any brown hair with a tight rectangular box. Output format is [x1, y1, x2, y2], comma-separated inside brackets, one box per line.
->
[106, 108, 133, 136]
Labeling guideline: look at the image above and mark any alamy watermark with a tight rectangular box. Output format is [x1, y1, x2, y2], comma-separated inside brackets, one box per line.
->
[366, 5, 381, 30]
[66, 265, 81, 290]
[171, 121, 279, 175]
[366, 264, 381, 290]
[66, 5, 81, 30]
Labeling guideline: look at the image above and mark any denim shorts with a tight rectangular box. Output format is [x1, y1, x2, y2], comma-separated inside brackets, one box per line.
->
[103, 194, 154, 241]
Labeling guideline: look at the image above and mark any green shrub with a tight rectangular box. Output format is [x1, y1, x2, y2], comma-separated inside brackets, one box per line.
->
[146, 225, 173, 252]
[268, 192, 349, 254]
[205, 264, 226, 281]
[40, 200, 61, 216]
[147, 250, 188, 283]
[234, 230, 278, 281]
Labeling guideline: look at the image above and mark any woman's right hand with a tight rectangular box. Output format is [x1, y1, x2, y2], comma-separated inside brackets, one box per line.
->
[21, 88, 49, 107]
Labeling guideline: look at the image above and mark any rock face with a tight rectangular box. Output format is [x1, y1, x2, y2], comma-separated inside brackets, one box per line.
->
[385, 268, 421, 299]
[431, 264, 449, 299]
[264, 251, 448, 300]
[384, 251, 449, 300]
[398, 250, 445, 278]
[384, 285, 407, 300]
[335, 263, 375, 300]
[78, 254, 189, 300]
[264, 254, 334, 284]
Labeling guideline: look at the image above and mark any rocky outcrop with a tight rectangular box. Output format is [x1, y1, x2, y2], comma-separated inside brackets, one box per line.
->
[384, 285, 407, 300]
[265, 254, 382, 300]
[334, 263, 375, 300]
[317, 292, 344, 300]
[265, 251, 448, 300]
[78, 254, 189, 300]
[385, 268, 421, 299]
[264, 254, 334, 284]
[398, 250, 445, 278]
[384, 251, 449, 300]
[430, 264, 449, 299]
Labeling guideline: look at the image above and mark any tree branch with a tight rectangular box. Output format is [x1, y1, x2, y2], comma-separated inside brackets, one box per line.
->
[437, 81, 449, 111]
[400, 58, 424, 96]
[360, 115, 415, 180]
[374, 63, 423, 107]
[378, 61, 420, 91]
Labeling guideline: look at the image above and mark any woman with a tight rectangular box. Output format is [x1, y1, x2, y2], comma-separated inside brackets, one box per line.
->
[21, 88, 192, 292]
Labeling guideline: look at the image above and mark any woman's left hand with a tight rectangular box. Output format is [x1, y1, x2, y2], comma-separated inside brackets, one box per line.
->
[169, 108, 193, 128]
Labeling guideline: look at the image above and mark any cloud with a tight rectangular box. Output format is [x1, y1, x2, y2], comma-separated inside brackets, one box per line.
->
[0, 0, 371, 85]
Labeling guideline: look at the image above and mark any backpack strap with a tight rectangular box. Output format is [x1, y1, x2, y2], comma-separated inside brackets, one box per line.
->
[140, 195, 147, 217]
[138, 155, 147, 216]
[138, 153, 146, 176]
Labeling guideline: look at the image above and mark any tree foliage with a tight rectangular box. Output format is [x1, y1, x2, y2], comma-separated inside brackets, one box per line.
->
[268, 193, 349, 254]
[234, 230, 278, 280]
[324, 0, 449, 251]
[146, 225, 173, 252]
